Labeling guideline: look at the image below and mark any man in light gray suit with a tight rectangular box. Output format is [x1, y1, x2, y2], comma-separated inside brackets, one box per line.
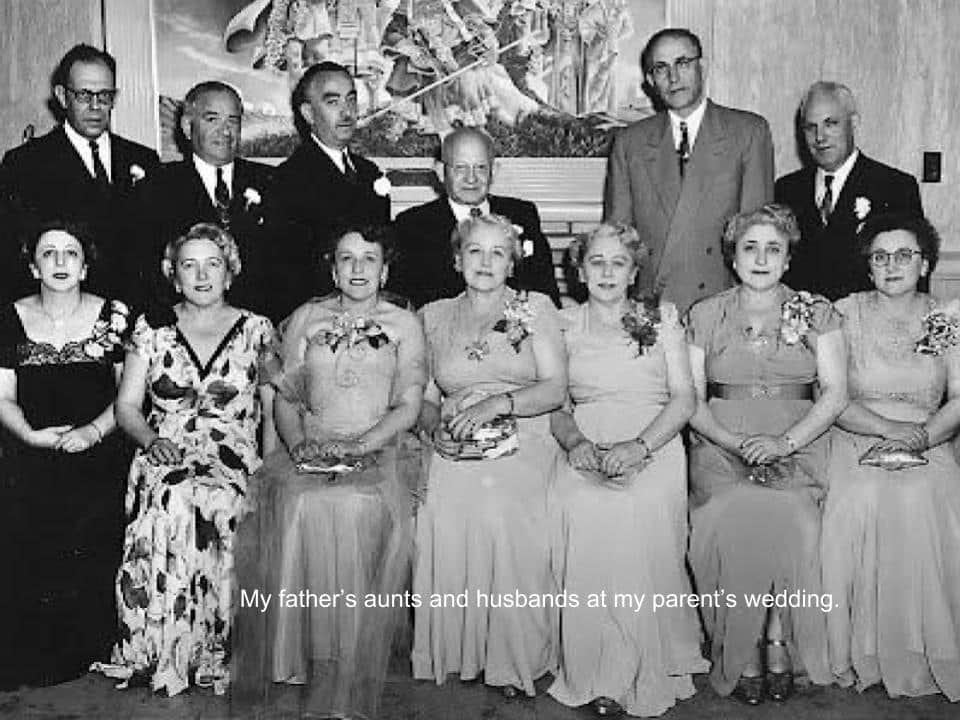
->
[604, 28, 774, 312]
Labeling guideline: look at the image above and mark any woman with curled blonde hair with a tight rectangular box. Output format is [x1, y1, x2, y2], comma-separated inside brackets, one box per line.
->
[93, 222, 276, 696]
[548, 222, 708, 717]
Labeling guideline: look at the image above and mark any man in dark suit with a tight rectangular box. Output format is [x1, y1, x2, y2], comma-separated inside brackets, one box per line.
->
[1, 44, 159, 303]
[272, 61, 390, 319]
[776, 81, 923, 300]
[389, 127, 560, 309]
[604, 28, 774, 313]
[138, 81, 276, 317]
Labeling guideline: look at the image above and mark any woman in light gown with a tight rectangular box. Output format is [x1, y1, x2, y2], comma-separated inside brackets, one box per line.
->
[822, 213, 960, 700]
[233, 223, 425, 719]
[412, 214, 566, 698]
[547, 224, 709, 717]
[686, 204, 846, 704]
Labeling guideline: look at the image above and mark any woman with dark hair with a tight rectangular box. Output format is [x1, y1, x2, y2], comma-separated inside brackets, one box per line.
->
[232, 222, 425, 719]
[822, 213, 960, 700]
[686, 203, 847, 704]
[92, 222, 275, 696]
[0, 220, 130, 688]
[547, 223, 708, 717]
[412, 214, 566, 699]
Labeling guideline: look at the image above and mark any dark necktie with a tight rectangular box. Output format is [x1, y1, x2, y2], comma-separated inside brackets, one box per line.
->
[342, 150, 358, 183]
[89, 140, 110, 195]
[820, 174, 834, 226]
[469, 206, 483, 219]
[215, 167, 231, 226]
[677, 120, 690, 179]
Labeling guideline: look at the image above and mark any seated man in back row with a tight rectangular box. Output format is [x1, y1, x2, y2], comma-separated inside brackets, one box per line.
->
[389, 127, 561, 309]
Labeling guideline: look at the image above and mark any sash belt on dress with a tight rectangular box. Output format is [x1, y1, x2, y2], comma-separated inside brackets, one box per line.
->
[707, 381, 814, 400]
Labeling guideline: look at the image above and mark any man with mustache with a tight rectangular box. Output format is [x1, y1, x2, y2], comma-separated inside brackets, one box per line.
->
[776, 81, 923, 300]
[1, 44, 159, 303]
[604, 27, 774, 313]
[272, 61, 390, 320]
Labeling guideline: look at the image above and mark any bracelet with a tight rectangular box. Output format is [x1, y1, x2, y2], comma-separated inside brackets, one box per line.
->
[916, 424, 930, 450]
[89, 423, 104, 444]
[782, 433, 798, 453]
[635, 437, 651, 459]
[503, 391, 515, 415]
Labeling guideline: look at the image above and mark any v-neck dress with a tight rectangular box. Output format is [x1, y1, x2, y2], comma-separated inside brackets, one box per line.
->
[0, 298, 130, 687]
[96, 311, 274, 696]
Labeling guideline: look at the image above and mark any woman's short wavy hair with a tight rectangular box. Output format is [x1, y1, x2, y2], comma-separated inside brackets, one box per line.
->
[721, 203, 801, 266]
[567, 222, 650, 271]
[21, 218, 98, 267]
[320, 222, 399, 267]
[161, 222, 242, 283]
[857, 212, 940, 278]
[451, 213, 522, 263]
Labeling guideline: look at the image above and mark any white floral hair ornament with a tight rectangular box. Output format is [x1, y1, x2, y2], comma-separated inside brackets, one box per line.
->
[130, 165, 145, 184]
[373, 175, 392, 197]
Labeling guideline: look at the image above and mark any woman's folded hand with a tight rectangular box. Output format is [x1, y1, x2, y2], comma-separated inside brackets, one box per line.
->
[568, 439, 601, 471]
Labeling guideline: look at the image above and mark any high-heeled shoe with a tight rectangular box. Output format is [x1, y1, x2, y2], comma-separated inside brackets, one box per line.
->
[732, 674, 765, 705]
[765, 638, 794, 702]
[592, 696, 624, 716]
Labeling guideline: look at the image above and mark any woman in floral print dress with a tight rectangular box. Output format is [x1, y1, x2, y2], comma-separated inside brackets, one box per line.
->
[92, 223, 275, 696]
[0, 221, 130, 688]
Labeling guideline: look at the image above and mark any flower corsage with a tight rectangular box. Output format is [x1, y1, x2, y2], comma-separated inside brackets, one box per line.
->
[915, 300, 960, 356]
[84, 300, 130, 359]
[494, 291, 536, 353]
[621, 296, 661, 356]
[314, 315, 390, 353]
[780, 291, 827, 347]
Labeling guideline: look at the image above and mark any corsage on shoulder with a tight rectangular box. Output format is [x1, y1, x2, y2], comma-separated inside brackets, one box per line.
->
[494, 291, 536, 353]
[780, 291, 828, 347]
[621, 295, 661, 356]
[312, 315, 390, 353]
[915, 300, 960, 356]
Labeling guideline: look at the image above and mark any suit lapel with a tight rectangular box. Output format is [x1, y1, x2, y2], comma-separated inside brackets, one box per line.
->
[642, 114, 681, 221]
[827, 154, 866, 229]
[53, 126, 98, 190]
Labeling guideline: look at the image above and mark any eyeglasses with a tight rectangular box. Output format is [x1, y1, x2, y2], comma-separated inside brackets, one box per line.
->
[64, 87, 118, 106]
[868, 248, 923, 267]
[649, 55, 701, 81]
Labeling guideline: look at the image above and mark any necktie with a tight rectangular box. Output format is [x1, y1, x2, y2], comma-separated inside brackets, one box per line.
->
[677, 120, 690, 179]
[820, 174, 834, 226]
[89, 140, 110, 195]
[215, 167, 231, 226]
[342, 150, 358, 183]
[469, 206, 483, 219]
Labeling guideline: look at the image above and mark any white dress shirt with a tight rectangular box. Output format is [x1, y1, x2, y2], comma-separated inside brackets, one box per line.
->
[63, 121, 112, 182]
[815, 149, 859, 210]
[311, 135, 354, 175]
[668, 97, 708, 152]
[448, 198, 491, 223]
[192, 154, 234, 205]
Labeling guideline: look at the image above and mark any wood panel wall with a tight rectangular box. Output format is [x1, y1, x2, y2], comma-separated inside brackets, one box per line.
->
[0, 0, 102, 153]
[671, 0, 960, 251]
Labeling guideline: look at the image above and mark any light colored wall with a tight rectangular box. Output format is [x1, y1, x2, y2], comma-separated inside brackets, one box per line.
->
[0, 0, 102, 153]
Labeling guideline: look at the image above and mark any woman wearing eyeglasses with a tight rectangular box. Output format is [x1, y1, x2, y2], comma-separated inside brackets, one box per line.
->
[821, 213, 960, 700]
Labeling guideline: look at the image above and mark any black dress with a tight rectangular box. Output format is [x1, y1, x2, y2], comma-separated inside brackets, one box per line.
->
[0, 299, 130, 687]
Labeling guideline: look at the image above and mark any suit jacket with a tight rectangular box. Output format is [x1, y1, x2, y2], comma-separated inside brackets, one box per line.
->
[604, 100, 774, 313]
[390, 194, 561, 309]
[775, 153, 923, 300]
[272, 140, 390, 320]
[138, 157, 277, 318]
[1, 125, 159, 303]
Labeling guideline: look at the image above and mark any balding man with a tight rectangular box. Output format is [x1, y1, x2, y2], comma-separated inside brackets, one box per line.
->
[776, 81, 923, 300]
[139, 81, 275, 316]
[389, 127, 560, 308]
[272, 61, 390, 318]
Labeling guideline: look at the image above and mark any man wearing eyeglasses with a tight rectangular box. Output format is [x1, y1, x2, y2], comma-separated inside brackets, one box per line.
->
[775, 81, 923, 300]
[389, 127, 561, 309]
[1, 43, 159, 303]
[604, 27, 774, 313]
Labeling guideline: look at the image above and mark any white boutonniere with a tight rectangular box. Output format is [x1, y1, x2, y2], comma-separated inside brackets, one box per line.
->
[129, 164, 145, 184]
[854, 196, 871, 233]
[243, 187, 262, 210]
[510, 224, 533, 257]
[373, 174, 392, 197]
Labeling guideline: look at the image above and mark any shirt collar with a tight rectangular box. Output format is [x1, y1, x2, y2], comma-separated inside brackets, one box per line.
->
[668, 97, 708, 148]
[448, 198, 490, 223]
[312, 134, 349, 173]
[816, 148, 859, 198]
[192, 154, 234, 201]
[63, 121, 111, 178]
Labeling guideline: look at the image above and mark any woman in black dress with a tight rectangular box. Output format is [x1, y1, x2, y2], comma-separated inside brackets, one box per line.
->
[0, 220, 130, 687]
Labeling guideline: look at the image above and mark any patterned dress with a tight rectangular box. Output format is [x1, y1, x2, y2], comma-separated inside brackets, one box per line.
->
[822, 292, 960, 699]
[95, 311, 274, 696]
[686, 285, 836, 695]
[0, 299, 129, 688]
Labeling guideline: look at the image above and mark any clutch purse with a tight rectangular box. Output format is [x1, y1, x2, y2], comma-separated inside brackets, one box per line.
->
[859, 444, 928, 471]
[435, 416, 519, 461]
[296, 455, 368, 477]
